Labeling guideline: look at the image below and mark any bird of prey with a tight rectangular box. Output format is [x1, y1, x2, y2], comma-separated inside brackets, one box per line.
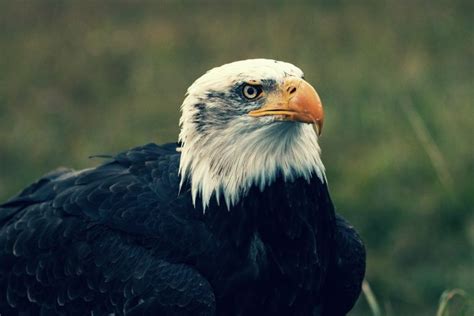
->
[0, 59, 365, 316]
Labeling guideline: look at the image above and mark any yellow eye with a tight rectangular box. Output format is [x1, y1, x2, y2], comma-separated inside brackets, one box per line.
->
[242, 84, 263, 100]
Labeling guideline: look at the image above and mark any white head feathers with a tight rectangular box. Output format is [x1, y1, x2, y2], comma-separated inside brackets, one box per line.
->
[178, 59, 326, 210]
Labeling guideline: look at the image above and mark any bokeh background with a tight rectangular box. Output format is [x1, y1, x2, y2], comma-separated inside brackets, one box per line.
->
[0, 1, 472, 315]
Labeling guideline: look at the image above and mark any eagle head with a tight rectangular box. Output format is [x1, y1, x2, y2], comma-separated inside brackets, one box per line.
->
[179, 59, 326, 210]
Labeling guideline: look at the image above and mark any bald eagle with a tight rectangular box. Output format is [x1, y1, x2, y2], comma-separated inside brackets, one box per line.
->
[0, 59, 365, 316]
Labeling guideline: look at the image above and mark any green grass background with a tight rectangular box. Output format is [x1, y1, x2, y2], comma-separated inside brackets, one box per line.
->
[0, 1, 472, 315]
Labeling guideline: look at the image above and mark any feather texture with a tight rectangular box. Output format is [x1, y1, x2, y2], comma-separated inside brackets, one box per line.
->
[0, 143, 364, 315]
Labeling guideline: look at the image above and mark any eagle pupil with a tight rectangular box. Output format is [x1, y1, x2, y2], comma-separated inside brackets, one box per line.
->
[243, 84, 261, 99]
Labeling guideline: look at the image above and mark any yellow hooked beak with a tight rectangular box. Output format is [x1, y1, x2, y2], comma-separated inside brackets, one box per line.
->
[248, 77, 324, 135]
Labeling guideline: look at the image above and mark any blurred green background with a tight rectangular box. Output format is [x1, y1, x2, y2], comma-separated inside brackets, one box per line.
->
[0, 1, 472, 315]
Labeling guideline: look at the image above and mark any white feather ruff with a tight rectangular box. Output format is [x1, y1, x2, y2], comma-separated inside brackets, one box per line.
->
[178, 59, 326, 210]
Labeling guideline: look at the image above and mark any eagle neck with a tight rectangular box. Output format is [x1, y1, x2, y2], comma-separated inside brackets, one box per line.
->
[179, 122, 326, 211]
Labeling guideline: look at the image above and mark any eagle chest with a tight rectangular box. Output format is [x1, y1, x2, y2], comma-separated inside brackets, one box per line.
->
[212, 202, 330, 315]
[235, 180, 331, 281]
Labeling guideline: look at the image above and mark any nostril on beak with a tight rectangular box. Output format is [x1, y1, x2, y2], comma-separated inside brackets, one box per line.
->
[287, 86, 297, 94]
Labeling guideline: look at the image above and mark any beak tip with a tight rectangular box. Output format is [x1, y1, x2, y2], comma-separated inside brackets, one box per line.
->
[313, 120, 323, 136]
